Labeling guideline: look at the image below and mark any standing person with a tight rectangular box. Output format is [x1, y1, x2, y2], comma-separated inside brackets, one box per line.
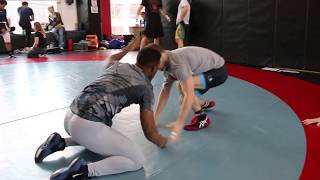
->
[175, 0, 190, 48]
[18, 1, 34, 47]
[137, 0, 171, 49]
[155, 46, 228, 142]
[47, 6, 65, 49]
[27, 22, 47, 58]
[0, 0, 14, 58]
[34, 40, 174, 179]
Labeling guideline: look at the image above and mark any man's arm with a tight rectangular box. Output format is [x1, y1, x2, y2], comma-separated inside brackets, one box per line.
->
[159, 9, 171, 22]
[108, 38, 140, 61]
[176, 5, 190, 23]
[136, 5, 144, 19]
[154, 83, 173, 123]
[140, 110, 168, 148]
[175, 77, 195, 128]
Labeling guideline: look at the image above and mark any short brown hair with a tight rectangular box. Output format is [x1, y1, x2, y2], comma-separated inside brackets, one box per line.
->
[0, 0, 7, 5]
[136, 44, 163, 68]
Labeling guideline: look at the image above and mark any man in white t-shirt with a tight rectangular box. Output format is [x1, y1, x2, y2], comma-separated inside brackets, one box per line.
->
[175, 0, 191, 48]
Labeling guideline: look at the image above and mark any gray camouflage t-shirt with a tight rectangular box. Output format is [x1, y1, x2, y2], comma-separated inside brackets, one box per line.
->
[70, 61, 154, 126]
[163, 46, 225, 85]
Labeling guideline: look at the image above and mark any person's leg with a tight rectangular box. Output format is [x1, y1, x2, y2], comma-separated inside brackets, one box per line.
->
[175, 23, 185, 48]
[176, 39, 184, 48]
[193, 65, 228, 109]
[140, 36, 149, 49]
[57, 27, 65, 49]
[27, 49, 37, 58]
[183, 23, 190, 46]
[66, 114, 143, 177]
[171, 81, 209, 131]
[27, 48, 48, 58]
[2, 31, 14, 58]
[25, 22, 32, 47]
[50, 28, 59, 47]
[34, 109, 79, 163]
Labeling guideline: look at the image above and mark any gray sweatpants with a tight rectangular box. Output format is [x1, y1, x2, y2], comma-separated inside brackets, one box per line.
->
[63, 110, 144, 177]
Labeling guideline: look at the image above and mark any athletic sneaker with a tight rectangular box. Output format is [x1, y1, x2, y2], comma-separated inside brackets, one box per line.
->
[8, 53, 16, 59]
[34, 132, 66, 163]
[184, 113, 211, 131]
[50, 157, 88, 180]
[201, 100, 215, 110]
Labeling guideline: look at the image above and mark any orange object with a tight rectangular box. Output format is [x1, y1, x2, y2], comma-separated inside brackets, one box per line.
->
[85, 35, 99, 48]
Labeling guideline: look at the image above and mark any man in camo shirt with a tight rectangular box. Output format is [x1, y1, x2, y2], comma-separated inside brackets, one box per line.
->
[34, 40, 172, 179]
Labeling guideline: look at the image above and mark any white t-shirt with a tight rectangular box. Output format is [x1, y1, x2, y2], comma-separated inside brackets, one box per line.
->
[176, 0, 191, 25]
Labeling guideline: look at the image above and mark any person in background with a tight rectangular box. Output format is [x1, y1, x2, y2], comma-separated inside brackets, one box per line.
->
[27, 22, 47, 58]
[137, 0, 171, 49]
[47, 6, 65, 49]
[175, 0, 191, 48]
[0, 0, 14, 58]
[18, 1, 34, 47]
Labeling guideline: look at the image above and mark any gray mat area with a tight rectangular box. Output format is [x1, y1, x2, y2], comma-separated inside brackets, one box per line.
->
[0, 57, 305, 180]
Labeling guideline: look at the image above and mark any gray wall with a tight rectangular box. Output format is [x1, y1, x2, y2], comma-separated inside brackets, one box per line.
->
[161, 0, 320, 71]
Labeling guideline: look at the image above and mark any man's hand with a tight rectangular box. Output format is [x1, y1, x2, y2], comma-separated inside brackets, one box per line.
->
[165, 120, 184, 143]
[303, 117, 320, 126]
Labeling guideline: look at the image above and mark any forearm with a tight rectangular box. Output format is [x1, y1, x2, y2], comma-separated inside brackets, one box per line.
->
[109, 47, 130, 61]
[155, 86, 171, 121]
[146, 131, 167, 148]
[109, 39, 137, 61]
[177, 92, 194, 124]
[136, 5, 143, 17]
[141, 110, 168, 148]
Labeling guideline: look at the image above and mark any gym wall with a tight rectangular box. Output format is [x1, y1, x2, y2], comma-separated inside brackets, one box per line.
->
[162, 0, 320, 71]
[76, 0, 102, 40]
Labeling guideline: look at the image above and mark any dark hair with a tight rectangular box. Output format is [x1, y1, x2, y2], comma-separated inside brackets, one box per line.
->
[22, 1, 28, 6]
[0, 0, 7, 5]
[136, 44, 162, 68]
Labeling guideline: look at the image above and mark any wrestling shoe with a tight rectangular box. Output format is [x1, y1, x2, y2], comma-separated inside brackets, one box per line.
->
[50, 157, 88, 180]
[184, 113, 211, 131]
[201, 100, 215, 110]
[8, 53, 16, 58]
[35, 132, 66, 163]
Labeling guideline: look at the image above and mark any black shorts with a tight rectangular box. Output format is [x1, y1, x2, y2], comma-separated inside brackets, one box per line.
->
[144, 15, 164, 38]
[195, 65, 228, 95]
